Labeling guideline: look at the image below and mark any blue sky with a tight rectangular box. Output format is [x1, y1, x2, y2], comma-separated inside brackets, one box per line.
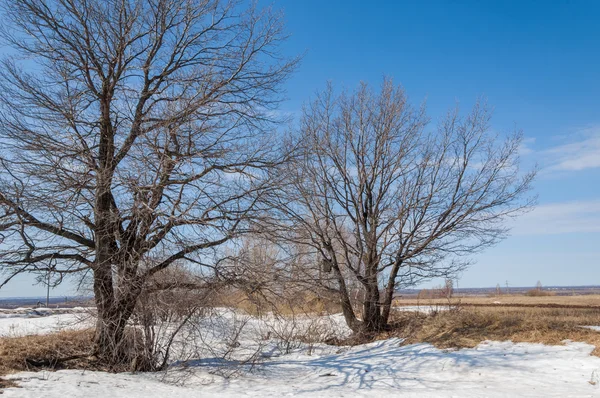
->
[1, 0, 599, 297]
[272, 0, 600, 289]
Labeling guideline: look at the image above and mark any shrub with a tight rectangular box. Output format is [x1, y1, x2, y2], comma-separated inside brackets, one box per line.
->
[525, 289, 555, 297]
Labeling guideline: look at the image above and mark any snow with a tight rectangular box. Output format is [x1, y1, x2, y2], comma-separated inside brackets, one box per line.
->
[4, 339, 600, 397]
[0, 309, 94, 337]
[581, 326, 600, 332]
[0, 306, 90, 316]
[394, 305, 450, 313]
[2, 312, 600, 397]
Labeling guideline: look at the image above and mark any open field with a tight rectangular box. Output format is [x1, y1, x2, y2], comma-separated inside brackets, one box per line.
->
[395, 294, 600, 308]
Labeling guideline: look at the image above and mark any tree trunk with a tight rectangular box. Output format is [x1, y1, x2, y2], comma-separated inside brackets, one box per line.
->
[94, 295, 141, 365]
[330, 260, 361, 333]
[94, 311, 126, 362]
[339, 289, 361, 333]
[360, 281, 384, 333]
[380, 258, 403, 325]
[93, 268, 121, 362]
[93, 263, 143, 367]
[380, 287, 394, 326]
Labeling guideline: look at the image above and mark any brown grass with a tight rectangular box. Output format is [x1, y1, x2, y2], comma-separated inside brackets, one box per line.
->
[0, 326, 153, 389]
[0, 377, 19, 391]
[524, 289, 556, 297]
[217, 288, 341, 316]
[0, 329, 96, 377]
[0, 329, 98, 392]
[386, 306, 600, 356]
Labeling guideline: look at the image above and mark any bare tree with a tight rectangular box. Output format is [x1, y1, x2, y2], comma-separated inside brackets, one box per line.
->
[0, 0, 296, 366]
[269, 79, 535, 334]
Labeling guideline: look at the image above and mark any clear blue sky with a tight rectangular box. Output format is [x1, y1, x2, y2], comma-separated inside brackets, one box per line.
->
[273, 0, 600, 289]
[1, 0, 599, 297]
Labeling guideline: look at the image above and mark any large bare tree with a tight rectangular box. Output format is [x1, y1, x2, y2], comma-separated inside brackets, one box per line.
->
[0, 0, 296, 364]
[270, 80, 535, 334]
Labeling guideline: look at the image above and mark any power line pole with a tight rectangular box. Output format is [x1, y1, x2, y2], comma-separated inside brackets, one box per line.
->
[46, 269, 50, 307]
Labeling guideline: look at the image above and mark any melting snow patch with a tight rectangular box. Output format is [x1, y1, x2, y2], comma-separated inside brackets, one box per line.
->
[581, 326, 600, 332]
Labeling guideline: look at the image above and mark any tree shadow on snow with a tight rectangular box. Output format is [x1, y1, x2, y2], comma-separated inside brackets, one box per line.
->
[174, 339, 535, 394]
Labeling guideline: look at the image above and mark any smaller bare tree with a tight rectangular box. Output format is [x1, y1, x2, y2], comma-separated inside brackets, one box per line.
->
[442, 278, 454, 300]
[269, 79, 535, 334]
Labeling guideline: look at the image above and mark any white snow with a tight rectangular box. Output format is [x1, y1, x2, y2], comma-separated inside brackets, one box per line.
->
[2, 312, 600, 397]
[393, 305, 450, 313]
[581, 326, 600, 332]
[0, 309, 94, 337]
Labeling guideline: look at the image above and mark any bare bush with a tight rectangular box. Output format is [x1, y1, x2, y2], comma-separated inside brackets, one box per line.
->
[525, 289, 555, 297]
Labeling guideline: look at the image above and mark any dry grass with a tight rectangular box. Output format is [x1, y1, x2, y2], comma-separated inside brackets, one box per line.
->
[0, 378, 18, 391]
[0, 326, 153, 385]
[395, 294, 600, 307]
[386, 306, 600, 356]
[0, 329, 96, 378]
[524, 289, 556, 297]
[0, 326, 159, 391]
[217, 288, 341, 316]
[0, 329, 98, 392]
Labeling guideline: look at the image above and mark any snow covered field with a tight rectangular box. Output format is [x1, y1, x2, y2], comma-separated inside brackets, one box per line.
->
[2, 309, 600, 397]
[0, 308, 94, 337]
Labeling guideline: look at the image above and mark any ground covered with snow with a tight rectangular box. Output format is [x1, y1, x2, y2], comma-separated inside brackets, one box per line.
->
[0, 308, 94, 337]
[2, 310, 600, 397]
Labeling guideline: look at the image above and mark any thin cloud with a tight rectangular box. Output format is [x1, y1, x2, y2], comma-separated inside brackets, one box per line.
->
[542, 127, 600, 172]
[518, 137, 536, 156]
[510, 200, 600, 235]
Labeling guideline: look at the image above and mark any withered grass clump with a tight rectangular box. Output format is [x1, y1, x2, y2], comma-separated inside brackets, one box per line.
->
[0, 329, 95, 377]
[217, 288, 341, 317]
[388, 306, 600, 356]
[0, 326, 153, 384]
[0, 377, 19, 390]
[0, 329, 95, 391]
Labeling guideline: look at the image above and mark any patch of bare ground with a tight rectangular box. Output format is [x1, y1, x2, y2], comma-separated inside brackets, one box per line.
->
[384, 306, 600, 356]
